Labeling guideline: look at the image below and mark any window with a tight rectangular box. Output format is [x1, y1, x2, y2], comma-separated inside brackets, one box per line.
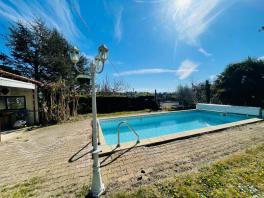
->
[0, 96, 26, 110]
[0, 97, 6, 110]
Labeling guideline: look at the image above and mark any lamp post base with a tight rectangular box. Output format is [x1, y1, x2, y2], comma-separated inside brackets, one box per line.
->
[91, 149, 105, 198]
[91, 184, 105, 198]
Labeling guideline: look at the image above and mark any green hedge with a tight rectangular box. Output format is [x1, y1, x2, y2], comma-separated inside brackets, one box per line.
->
[78, 96, 159, 114]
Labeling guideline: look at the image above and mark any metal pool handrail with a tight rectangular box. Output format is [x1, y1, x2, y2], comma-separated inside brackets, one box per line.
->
[117, 121, 140, 147]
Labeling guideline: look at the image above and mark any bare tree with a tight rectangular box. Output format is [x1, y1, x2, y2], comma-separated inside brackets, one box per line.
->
[175, 85, 195, 107]
[98, 75, 129, 95]
[98, 75, 112, 94]
[112, 79, 129, 93]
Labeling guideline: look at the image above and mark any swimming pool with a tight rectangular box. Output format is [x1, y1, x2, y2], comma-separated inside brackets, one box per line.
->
[99, 110, 256, 146]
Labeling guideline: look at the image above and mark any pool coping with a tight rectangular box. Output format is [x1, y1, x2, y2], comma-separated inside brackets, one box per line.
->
[97, 110, 263, 156]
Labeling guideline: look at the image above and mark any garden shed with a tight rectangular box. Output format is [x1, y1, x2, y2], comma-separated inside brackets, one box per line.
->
[0, 69, 40, 130]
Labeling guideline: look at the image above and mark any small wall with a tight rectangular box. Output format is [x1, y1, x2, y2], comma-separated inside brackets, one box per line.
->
[196, 103, 261, 117]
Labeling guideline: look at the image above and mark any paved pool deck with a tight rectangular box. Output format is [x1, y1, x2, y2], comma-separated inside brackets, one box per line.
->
[0, 119, 264, 197]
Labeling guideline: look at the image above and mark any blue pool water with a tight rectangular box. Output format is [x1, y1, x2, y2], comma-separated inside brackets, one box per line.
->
[99, 110, 253, 145]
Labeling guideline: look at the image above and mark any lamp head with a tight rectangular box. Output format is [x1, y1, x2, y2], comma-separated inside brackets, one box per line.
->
[76, 74, 91, 85]
[98, 44, 108, 64]
[69, 46, 80, 65]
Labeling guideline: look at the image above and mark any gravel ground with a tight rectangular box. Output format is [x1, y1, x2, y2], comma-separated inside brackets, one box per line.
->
[0, 119, 264, 197]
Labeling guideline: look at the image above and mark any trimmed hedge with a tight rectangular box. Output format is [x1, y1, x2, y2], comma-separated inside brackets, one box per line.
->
[78, 96, 159, 114]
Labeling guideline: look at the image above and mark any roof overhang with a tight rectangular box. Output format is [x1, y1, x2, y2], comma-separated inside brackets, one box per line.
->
[0, 77, 36, 90]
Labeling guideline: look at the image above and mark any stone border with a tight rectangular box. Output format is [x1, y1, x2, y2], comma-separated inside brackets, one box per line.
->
[98, 109, 195, 120]
[98, 110, 263, 156]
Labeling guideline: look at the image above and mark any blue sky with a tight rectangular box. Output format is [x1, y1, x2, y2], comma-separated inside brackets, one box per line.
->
[0, 0, 264, 92]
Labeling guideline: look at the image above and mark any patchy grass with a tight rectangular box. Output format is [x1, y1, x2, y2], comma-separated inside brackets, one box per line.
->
[111, 144, 264, 198]
[75, 185, 91, 198]
[66, 114, 92, 122]
[0, 177, 43, 198]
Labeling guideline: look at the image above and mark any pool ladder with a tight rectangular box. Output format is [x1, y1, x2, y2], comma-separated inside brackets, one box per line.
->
[117, 121, 140, 147]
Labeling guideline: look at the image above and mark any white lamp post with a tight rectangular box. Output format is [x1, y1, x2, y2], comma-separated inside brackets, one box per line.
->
[70, 44, 108, 197]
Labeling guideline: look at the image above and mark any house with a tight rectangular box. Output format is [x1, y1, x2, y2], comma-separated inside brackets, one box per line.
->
[0, 69, 41, 130]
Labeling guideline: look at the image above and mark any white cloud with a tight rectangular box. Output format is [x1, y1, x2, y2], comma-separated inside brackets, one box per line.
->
[0, 0, 83, 43]
[176, 59, 199, 79]
[198, 47, 212, 57]
[83, 53, 94, 61]
[109, 60, 123, 65]
[114, 68, 178, 77]
[161, 0, 235, 45]
[0, 1, 23, 22]
[258, 56, 264, 60]
[133, 0, 164, 3]
[114, 7, 124, 42]
[114, 59, 199, 80]
[209, 74, 217, 81]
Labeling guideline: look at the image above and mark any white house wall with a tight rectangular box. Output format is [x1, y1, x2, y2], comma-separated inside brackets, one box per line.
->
[0, 77, 35, 90]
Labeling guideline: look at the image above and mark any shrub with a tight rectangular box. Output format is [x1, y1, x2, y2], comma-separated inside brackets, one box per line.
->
[78, 96, 159, 114]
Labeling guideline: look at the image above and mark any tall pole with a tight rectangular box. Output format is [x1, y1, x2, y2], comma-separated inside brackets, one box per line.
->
[69, 45, 107, 197]
[90, 64, 105, 197]
[91, 67, 97, 149]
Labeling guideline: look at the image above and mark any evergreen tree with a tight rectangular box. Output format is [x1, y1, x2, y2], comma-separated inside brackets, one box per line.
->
[5, 19, 86, 84]
[7, 22, 35, 78]
[205, 80, 211, 103]
[214, 57, 264, 107]
[0, 53, 20, 74]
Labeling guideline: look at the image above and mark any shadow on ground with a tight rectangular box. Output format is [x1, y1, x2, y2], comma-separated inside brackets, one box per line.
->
[68, 141, 92, 163]
[100, 143, 138, 167]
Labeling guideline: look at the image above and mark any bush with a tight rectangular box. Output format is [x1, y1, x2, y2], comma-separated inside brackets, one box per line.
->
[78, 96, 159, 114]
[214, 57, 264, 107]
